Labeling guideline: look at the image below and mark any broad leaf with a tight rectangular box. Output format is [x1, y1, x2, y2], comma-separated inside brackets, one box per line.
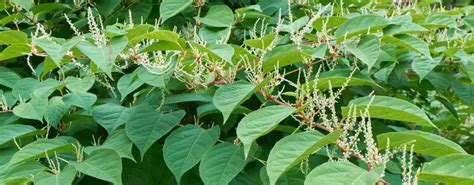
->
[267, 130, 341, 185]
[34, 165, 76, 185]
[64, 76, 95, 93]
[160, 0, 193, 23]
[0, 124, 39, 145]
[334, 15, 390, 42]
[76, 36, 128, 78]
[84, 129, 135, 161]
[0, 30, 27, 45]
[33, 36, 81, 67]
[346, 35, 380, 70]
[383, 34, 431, 57]
[92, 103, 131, 134]
[199, 142, 246, 185]
[125, 107, 186, 158]
[163, 125, 220, 183]
[0, 67, 21, 88]
[44, 97, 69, 128]
[244, 33, 276, 50]
[262, 44, 312, 73]
[236, 105, 295, 158]
[62, 92, 97, 111]
[9, 136, 76, 165]
[303, 69, 382, 91]
[412, 55, 439, 82]
[197, 5, 234, 28]
[71, 149, 122, 185]
[213, 82, 257, 123]
[418, 154, 474, 185]
[117, 73, 144, 101]
[304, 161, 379, 185]
[342, 96, 437, 128]
[377, 130, 467, 157]
[13, 96, 48, 122]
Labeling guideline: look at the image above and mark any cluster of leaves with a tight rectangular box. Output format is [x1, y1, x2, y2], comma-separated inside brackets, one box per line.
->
[0, 0, 473, 184]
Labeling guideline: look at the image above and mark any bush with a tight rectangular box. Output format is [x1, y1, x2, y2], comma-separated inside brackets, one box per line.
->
[0, 0, 473, 184]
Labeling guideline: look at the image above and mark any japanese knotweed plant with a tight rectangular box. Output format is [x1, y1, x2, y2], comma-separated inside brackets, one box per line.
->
[0, 0, 473, 185]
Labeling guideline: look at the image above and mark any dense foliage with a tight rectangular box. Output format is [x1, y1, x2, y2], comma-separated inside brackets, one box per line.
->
[0, 0, 473, 184]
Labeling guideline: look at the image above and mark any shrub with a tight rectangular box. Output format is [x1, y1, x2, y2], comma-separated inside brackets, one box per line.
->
[0, 0, 473, 184]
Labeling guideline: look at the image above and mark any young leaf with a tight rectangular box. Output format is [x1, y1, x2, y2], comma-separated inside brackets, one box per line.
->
[418, 154, 474, 185]
[377, 130, 467, 157]
[92, 103, 131, 134]
[160, 0, 193, 23]
[346, 35, 380, 71]
[196, 5, 234, 28]
[125, 107, 186, 158]
[267, 130, 341, 185]
[163, 125, 220, 183]
[71, 149, 123, 185]
[341, 96, 438, 129]
[304, 161, 379, 185]
[244, 33, 276, 49]
[236, 105, 295, 158]
[334, 15, 390, 42]
[199, 142, 246, 185]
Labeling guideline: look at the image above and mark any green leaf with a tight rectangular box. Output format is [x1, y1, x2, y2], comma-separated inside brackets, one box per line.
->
[117, 73, 144, 101]
[62, 92, 97, 111]
[334, 15, 390, 42]
[34, 165, 76, 185]
[163, 125, 220, 183]
[412, 55, 439, 82]
[377, 130, 467, 157]
[383, 34, 431, 57]
[44, 96, 69, 128]
[236, 105, 295, 158]
[304, 161, 379, 185]
[130, 30, 180, 46]
[0, 30, 27, 45]
[13, 96, 48, 122]
[125, 107, 186, 158]
[71, 149, 122, 185]
[0, 124, 39, 145]
[84, 129, 135, 161]
[64, 76, 95, 93]
[95, 0, 121, 16]
[267, 130, 341, 185]
[199, 142, 246, 185]
[164, 93, 212, 104]
[346, 35, 380, 70]
[244, 33, 276, 49]
[262, 44, 312, 73]
[33, 36, 81, 67]
[341, 96, 438, 128]
[260, 166, 305, 185]
[423, 14, 456, 28]
[9, 136, 77, 165]
[76, 36, 128, 78]
[383, 23, 428, 35]
[137, 61, 175, 88]
[313, 16, 348, 31]
[0, 44, 30, 61]
[11, 0, 33, 10]
[92, 103, 131, 134]
[213, 82, 257, 123]
[160, 0, 193, 23]
[418, 154, 474, 185]
[302, 69, 382, 91]
[0, 67, 21, 88]
[197, 5, 234, 28]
